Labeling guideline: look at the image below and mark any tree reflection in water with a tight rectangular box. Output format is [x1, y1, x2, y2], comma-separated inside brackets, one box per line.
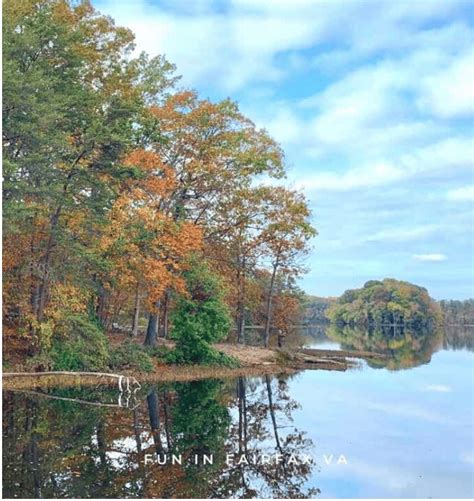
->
[327, 324, 444, 370]
[2, 376, 319, 498]
[217, 375, 319, 499]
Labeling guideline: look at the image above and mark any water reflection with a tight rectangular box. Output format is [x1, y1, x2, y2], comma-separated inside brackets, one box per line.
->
[302, 323, 474, 370]
[3, 332, 474, 499]
[326, 324, 445, 370]
[2, 376, 318, 499]
[443, 324, 474, 351]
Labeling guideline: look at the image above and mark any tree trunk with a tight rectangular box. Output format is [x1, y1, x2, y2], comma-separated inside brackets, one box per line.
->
[263, 261, 278, 347]
[96, 285, 109, 330]
[163, 389, 172, 451]
[277, 329, 286, 348]
[237, 259, 246, 344]
[30, 232, 40, 318]
[133, 408, 142, 453]
[144, 302, 160, 347]
[162, 291, 170, 339]
[265, 375, 282, 453]
[35, 153, 86, 323]
[36, 202, 65, 323]
[237, 377, 248, 454]
[237, 314, 246, 344]
[131, 283, 140, 337]
[147, 390, 159, 430]
[96, 421, 107, 467]
[147, 390, 164, 453]
[36, 245, 53, 323]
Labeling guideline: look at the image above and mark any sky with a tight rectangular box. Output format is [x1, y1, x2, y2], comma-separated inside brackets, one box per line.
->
[96, 0, 474, 300]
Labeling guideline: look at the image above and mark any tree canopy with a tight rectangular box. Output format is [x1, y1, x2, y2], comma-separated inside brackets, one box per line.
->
[327, 279, 443, 329]
[3, 0, 316, 367]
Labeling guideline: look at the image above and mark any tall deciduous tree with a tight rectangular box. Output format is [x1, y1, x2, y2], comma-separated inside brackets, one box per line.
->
[259, 188, 316, 347]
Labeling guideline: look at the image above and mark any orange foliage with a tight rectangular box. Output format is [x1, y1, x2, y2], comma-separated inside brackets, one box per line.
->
[100, 149, 203, 312]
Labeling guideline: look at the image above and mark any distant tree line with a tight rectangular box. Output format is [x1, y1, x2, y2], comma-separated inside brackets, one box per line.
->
[301, 296, 335, 325]
[439, 299, 474, 326]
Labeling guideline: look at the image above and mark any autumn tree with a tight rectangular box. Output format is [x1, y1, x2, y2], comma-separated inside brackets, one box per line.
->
[99, 150, 202, 346]
[207, 186, 274, 344]
[134, 92, 287, 340]
[259, 188, 316, 347]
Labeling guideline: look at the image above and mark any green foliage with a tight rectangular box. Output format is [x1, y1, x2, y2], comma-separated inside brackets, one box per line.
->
[303, 295, 335, 325]
[327, 278, 443, 328]
[169, 258, 233, 365]
[166, 347, 239, 367]
[145, 344, 174, 359]
[109, 342, 154, 373]
[171, 379, 231, 458]
[50, 314, 109, 371]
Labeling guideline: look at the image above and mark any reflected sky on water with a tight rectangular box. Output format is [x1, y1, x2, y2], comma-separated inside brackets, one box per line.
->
[3, 326, 474, 499]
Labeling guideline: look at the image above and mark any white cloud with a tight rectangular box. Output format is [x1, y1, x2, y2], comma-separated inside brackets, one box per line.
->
[292, 49, 473, 157]
[423, 384, 452, 392]
[295, 162, 404, 191]
[97, 0, 472, 94]
[96, 0, 473, 299]
[447, 185, 474, 202]
[290, 137, 473, 192]
[97, 0, 335, 91]
[365, 400, 451, 424]
[365, 225, 440, 243]
[413, 253, 447, 262]
[418, 49, 474, 118]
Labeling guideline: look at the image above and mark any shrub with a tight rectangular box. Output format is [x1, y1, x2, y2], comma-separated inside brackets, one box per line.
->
[145, 344, 173, 360]
[25, 351, 54, 371]
[109, 342, 154, 373]
[166, 346, 239, 367]
[50, 314, 109, 371]
[169, 257, 233, 365]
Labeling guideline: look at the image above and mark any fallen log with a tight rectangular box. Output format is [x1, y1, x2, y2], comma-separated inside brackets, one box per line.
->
[3, 371, 141, 392]
[298, 348, 387, 360]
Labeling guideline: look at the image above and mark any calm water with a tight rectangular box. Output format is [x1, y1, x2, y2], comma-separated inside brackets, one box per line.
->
[3, 327, 474, 498]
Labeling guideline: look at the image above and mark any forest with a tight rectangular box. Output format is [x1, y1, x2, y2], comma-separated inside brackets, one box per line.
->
[2, 0, 316, 371]
[326, 279, 443, 329]
[439, 299, 474, 326]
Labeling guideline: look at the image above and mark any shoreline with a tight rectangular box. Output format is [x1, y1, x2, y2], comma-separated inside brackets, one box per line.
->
[2, 342, 383, 390]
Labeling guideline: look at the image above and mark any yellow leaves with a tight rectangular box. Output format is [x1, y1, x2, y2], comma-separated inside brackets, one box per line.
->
[46, 283, 88, 318]
[29, 283, 89, 349]
[150, 90, 197, 122]
[52, 1, 76, 25]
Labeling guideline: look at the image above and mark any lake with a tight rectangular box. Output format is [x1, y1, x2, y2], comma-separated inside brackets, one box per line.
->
[3, 326, 474, 498]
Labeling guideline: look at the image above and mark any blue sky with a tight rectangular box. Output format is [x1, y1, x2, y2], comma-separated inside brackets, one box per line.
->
[96, 0, 473, 300]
